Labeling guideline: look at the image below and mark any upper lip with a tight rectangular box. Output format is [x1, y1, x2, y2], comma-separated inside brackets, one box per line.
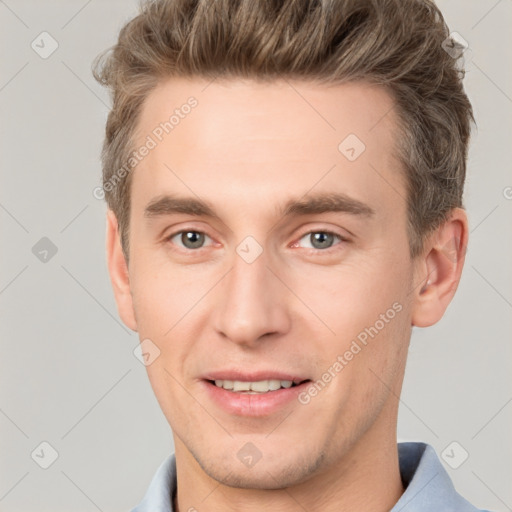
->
[203, 371, 310, 385]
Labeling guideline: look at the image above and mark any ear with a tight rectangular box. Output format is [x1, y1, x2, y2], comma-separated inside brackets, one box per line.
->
[106, 210, 138, 331]
[411, 208, 469, 328]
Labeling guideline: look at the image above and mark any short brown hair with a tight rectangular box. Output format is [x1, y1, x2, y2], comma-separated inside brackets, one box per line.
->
[93, 0, 473, 259]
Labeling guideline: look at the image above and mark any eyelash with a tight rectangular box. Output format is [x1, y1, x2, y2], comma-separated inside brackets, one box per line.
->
[166, 228, 348, 253]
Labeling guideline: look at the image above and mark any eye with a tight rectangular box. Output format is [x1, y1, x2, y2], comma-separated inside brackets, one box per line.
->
[296, 231, 344, 250]
[168, 230, 213, 250]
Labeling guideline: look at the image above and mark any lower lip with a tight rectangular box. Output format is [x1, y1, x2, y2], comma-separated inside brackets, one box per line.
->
[202, 380, 311, 417]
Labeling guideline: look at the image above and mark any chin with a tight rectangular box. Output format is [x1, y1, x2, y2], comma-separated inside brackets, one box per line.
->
[192, 444, 326, 490]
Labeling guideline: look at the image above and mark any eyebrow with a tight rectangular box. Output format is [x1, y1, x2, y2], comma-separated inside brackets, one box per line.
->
[144, 192, 375, 220]
[144, 195, 219, 219]
[280, 192, 375, 218]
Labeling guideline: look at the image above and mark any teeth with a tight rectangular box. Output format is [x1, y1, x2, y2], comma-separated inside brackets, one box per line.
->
[215, 379, 234, 390]
[268, 379, 281, 391]
[251, 380, 270, 392]
[233, 381, 251, 392]
[213, 379, 294, 393]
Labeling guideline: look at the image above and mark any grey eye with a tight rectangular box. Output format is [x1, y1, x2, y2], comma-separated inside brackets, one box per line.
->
[171, 231, 210, 249]
[298, 231, 340, 250]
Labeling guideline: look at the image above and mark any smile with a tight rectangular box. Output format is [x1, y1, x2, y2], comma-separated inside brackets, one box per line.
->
[202, 375, 311, 416]
[212, 379, 298, 393]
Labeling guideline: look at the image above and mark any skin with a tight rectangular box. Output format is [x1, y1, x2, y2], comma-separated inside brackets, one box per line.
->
[106, 78, 468, 512]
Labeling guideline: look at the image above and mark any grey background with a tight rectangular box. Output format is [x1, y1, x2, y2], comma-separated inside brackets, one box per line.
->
[0, 1, 511, 511]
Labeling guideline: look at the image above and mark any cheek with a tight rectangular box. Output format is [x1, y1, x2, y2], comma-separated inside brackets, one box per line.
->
[286, 256, 412, 410]
[287, 256, 409, 346]
[129, 260, 209, 338]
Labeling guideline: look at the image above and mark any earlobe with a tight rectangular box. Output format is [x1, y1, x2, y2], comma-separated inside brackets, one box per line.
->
[106, 210, 138, 331]
[411, 208, 468, 328]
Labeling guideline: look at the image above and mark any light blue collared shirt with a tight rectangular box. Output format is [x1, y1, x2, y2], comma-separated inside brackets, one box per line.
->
[131, 442, 492, 511]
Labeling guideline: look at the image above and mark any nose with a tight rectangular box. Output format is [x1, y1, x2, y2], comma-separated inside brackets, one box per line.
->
[212, 248, 291, 348]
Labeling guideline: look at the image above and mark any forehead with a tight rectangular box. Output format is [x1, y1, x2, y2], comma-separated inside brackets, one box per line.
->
[131, 77, 405, 218]
[137, 77, 397, 147]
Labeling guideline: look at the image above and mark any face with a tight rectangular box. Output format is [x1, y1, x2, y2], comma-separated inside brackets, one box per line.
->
[115, 78, 421, 488]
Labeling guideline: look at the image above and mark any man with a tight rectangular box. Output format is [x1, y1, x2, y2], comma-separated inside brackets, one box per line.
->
[93, 0, 491, 510]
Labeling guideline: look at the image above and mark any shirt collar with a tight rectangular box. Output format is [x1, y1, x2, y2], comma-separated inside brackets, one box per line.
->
[391, 442, 486, 511]
[131, 442, 487, 512]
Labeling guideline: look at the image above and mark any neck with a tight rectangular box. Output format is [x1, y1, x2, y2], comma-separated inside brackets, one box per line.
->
[173, 415, 404, 512]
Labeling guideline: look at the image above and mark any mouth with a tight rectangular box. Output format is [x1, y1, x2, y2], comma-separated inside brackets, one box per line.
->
[208, 378, 308, 394]
[201, 373, 312, 416]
